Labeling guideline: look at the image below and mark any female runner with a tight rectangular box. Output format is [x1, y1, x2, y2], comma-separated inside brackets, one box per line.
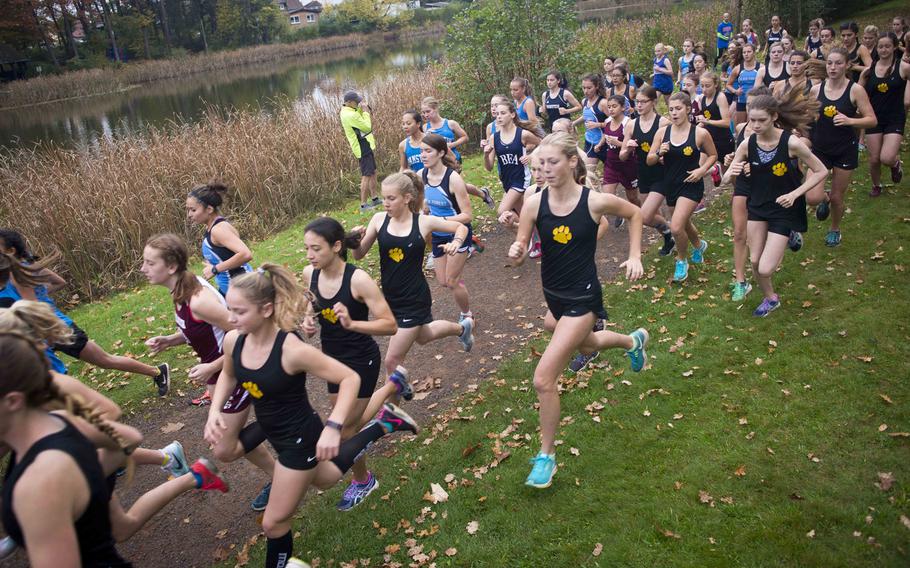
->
[727, 43, 763, 125]
[652, 43, 675, 106]
[573, 74, 610, 189]
[0, 231, 169, 396]
[647, 92, 718, 283]
[678, 39, 696, 86]
[540, 71, 582, 132]
[840, 22, 873, 82]
[695, 71, 734, 183]
[773, 50, 820, 97]
[352, 171, 476, 379]
[186, 182, 253, 296]
[596, 95, 639, 227]
[722, 94, 828, 316]
[421, 133, 474, 322]
[207, 264, 419, 568]
[805, 19, 824, 59]
[510, 77, 539, 127]
[507, 131, 648, 489]
[862, 26, 879, 55]
[484, 101, 541, 222]
[141, 234, 275, 511]
[860, 33, 909, 196]
[780, 35, 795, 64]
[808, 48, 877, 246]
[756, 43, 790, 88]
[608, 66, 636, 116]
[764, 15, 789, 57]
[398, 110, 424, 173]
[300, 217, 408, 511]
[742, 19, 760, 47]
[620, 86, 676, 257]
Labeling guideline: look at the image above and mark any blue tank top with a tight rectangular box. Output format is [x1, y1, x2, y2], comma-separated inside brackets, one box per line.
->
[583, 97, 607, 144]
[515, 96, 532, 121]
[403, 137, 423, 172]
[425, 119, 460, 161]
[679, 54, 694, 76]
[202, 218, 253, 296]
[422, 168, 459, 237]
[494, 127, 528, 190]
[0, 282, 68, 373]
[653, 56, 674, 91]
[737, 63, 761, 104]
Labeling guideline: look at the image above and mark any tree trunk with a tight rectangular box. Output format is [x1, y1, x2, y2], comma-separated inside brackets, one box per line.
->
[158, 0, 172, 52]
[97, 0, 121, 62]
[733, 0, 742, 35]
[28, 0, 60, 66]
[200, 14, 209, 53]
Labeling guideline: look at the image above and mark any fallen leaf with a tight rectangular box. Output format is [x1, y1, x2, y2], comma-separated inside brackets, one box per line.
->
[878, 424, 888, 432]
[424, 483, 449, 504]
[806, 529, 816, 538]
[161, 422, 185, 434]
[466, 521, 479, 535]
[875, 472, 895, 491]
[889, 432, 910, 438]
[642, 409, 651, 417]
[901, 515, 910, 531]
[660, 528, 682, 539]
[592, 543, 603, 557]
[879, 394, 894, 405]
[445, 548, 457, 557]
[734, 465, 746, 477]
[444, 473, 456, 484]
[569, 447, 580, 456]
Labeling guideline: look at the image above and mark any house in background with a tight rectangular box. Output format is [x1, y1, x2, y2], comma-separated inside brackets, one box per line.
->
[275, 0, 324, 26]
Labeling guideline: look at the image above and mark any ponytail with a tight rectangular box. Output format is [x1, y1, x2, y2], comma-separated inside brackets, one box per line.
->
[0, 300, 74, 347]
[231, 264, 308, 332]
[0, 229, 37, 262]
[145, 234, 200, 306]
[304, 217, 362, 262]
[188, 181, 229, 211]
[421, 132, 460, 171]
[0, 251, 54, 290]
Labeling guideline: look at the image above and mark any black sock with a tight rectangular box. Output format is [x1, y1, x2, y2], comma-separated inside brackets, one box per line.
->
[330, 422, 386, 473]
[239, 421, 267, 454]
[266, 531, 293, 568]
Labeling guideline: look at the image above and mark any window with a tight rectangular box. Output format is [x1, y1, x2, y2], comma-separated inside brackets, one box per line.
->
[306, 13, 316, 22]
[290, 15, 300, 24]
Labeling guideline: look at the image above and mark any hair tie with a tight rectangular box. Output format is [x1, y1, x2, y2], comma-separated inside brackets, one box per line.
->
[257, 267, 266, 275]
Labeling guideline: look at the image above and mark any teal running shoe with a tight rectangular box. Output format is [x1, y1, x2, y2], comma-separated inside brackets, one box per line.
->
[673, 259, 689, 282]
[626, 328, 649, 372]
[525, 452, 557, 488]
[691, 239, 708, 263]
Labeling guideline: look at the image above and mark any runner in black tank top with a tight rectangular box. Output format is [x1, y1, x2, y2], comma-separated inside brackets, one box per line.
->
[699, 91, 735, 159]
[808, 59, 877, 247]
[862, 36, 910, 195]
[648, 93, 717, 284]
[302, 216, 410, 511]
[508, 132, 649, 489]
[352, 172, 475, 401]
[215, 265, 419, 568]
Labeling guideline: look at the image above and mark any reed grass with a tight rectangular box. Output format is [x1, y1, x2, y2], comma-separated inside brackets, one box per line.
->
[0, 69, 438, 298]
[0, 26, 441, 110]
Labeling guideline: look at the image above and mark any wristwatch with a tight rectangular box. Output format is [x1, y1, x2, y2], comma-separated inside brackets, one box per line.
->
[211, 265, 220, 275]
[325, 420, 344, 431]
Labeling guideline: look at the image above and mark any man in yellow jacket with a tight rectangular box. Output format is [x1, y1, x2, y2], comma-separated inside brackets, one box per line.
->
[340, 90, 381, 211]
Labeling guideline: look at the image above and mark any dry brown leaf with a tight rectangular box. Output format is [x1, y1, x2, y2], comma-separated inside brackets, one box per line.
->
[900, 515, 910, 531]
[878, 424, 888, 432]
[875, 472, 895, 491]
[888, 432, 910, 438]
[444, 548, 457, 557]
[466, 521, 479, 535]
[806, 529, 816, 538]
[592, 543, 603, 557]
[734, 465, 746, 477]
[569, 447, 580, 456]
[161, 421, 185, 434]
[660, 528, 682, 539]
[425, 483, 448, 504]
[879, 394, 894, 404]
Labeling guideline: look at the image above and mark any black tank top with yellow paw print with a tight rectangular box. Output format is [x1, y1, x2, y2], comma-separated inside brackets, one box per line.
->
[537, 187, 600, 301]
[378, 212, 432, 316]
[311, 263, 378, 364]
[232, 330, 316, 446]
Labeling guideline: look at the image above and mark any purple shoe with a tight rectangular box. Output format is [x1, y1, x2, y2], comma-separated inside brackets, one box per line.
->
[753, 295, 781, 317]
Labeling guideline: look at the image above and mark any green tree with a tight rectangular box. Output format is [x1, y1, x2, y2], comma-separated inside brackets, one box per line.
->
[440, 0, 578, 130]
[328, 0, 402, 32]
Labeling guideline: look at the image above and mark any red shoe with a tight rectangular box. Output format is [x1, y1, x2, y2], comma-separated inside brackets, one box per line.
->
[471, 235, 485, 253]
[710, 164, 722, 185]
[191, 390, 211, 406]
[191, 458, 229, 492]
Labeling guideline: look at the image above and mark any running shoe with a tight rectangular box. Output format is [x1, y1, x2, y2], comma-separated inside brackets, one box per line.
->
[161, 440, 190, 478]
[753, 295, 781, 317]
[376, 403, 419, 434]
[710, 163, 722, 185]
[858, 143, 866, 152]
[787, 231, 803, 252]
[525, 452, 557, 488]
[658, 233, 676, 257]
[251, 481, 272, 512]
[529, 241, 542, 259]
[388, 365, 413, 401]
[691, 240, 708, 264]
[190, 458, 229, 493]
[336, 472, 379, 511]
[693, 200, 707, 214]
[673, 259, 689, 282]
[825, 230, 842, 247]
[371, 196, 382, 207]
[287, 559, 312, 568]
[425, 254, 435, 271]
[359, 203, 373, 213]
[568, 351, 599, 373]
[0, 536, 16, 560]
[471, 235, 485, 253]
[892, 161, 903, 184]
[458, 311, 474, 323]
[480, 186, 495, 209]
[626, 328, 649, 372]
[816, 196, 830, 221]
[154, 363, 170, 397]
[191, 390, 211, 406]
[869, 185, 882, 197]
[458, 317, 474, 352]
[613, 216, 625, 228]
[731, 281, 752, 302]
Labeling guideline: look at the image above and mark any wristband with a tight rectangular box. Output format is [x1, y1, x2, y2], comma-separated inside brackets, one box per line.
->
[325, 420, 344, 431]
[211, 265, 221, 276]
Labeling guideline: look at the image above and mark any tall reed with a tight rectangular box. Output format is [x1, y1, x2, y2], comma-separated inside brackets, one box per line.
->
[0, 69, 438, 298]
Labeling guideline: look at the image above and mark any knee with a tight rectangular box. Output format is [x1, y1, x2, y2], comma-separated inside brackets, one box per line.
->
[212, 443, 242, 463]
[880, 150, 899, 167]
[733, 224, 747, 244]
[670, 219, 686, 235]
[533, 373, 557, 396]
[445, 275, 462, 289]
[262, 516, 290, 539]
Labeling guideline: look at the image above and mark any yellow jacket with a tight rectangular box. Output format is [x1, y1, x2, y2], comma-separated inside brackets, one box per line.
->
[340, 105, 376, 158]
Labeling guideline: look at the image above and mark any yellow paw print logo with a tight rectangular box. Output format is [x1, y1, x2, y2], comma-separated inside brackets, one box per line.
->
[640, 141, 651, 152]
[242, 381, 264, 399]
[321, 307, 338, 324]
[771, 162, 788, 176]
[682, 146, 694, 156]
[552, 225, 573, 244]
[823, 105, 837, 118]
[389, 247, 404, 262]
[877, 82, 888, 93]
[703, 110, 712, 119]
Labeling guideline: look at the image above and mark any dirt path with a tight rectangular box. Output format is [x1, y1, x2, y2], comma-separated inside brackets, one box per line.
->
[6, 203, 677, 567]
